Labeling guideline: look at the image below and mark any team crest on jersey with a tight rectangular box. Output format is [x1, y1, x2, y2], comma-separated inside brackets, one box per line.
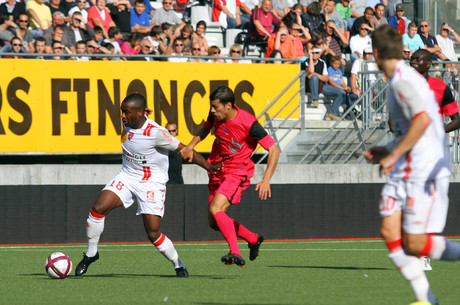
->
[121, 129, 127, 143]
[223, 128, 230, 135]
[147, 191, 155, 202]
[128, 132, 134, 141]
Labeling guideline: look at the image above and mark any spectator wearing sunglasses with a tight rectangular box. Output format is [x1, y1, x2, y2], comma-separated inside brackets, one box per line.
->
[168, 37, 188, 62]
[188, 42, 206, 62]
[2, 36, 24, 58]
[226, 43, 243, 63]
[14, 13, 33, 52]
[435, 23, 460, 62]
[349, 22, 372, 62]
[49, 40, 66, 60]
[207, 45, 222, 63]
[417, 20, 446, 61]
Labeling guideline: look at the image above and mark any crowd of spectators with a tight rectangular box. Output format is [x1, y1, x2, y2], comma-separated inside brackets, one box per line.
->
[0, 0, 459, 118]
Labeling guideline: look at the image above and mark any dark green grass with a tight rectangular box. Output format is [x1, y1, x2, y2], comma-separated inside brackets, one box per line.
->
[1, 239, 459, 305]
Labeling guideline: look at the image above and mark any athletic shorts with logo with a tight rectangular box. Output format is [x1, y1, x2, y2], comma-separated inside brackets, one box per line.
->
[208, 174, 251, 205]
[379, 177, 449, 234]
[103, 172, 166, 217]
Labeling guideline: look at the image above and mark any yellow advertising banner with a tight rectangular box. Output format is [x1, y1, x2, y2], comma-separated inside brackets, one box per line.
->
[0, 59, 300, 153]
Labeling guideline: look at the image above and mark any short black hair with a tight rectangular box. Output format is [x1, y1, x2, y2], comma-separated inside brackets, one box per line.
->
[122, 93, 147, 110]
[210, 86, 235, 107]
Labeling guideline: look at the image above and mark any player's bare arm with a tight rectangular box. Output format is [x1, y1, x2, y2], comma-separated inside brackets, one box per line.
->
[380, 112, 431, 176]
[445, 112, 460, 133]
[255, 144, 280, 200]
[179, 126, 211, 162]
[176, 143, 221, 174]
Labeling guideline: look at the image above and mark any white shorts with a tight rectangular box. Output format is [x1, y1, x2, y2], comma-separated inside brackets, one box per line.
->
[379, 177, 449, 234]
[103, 172, 166, 217]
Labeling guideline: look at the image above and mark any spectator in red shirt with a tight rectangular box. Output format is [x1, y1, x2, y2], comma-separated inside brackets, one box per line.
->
[248, 0, 281, 44]
[265, 26, 297, 64]
[88, 0, 116, 38]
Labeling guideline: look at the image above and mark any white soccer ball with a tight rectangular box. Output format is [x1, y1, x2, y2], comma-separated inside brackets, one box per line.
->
[45, 252, 73, 279]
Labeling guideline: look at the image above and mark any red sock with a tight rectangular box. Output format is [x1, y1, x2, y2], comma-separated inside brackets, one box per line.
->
[385, 238, 403, 252]
[214, 212, 241, 256]
[233, 220, 258, 245]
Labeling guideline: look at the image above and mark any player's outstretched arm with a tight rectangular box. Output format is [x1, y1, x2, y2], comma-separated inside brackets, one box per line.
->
[446, 112, 460, 133]
[179, 126, 211, 162]
[255, 145, 280, 200]
[176, 144, 221, 174]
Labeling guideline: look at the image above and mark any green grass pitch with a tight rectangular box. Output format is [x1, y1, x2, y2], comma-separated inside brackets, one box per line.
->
[1, 239, 458, 305]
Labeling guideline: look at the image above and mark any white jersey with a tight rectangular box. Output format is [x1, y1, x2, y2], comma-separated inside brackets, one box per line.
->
[120, 117, 180, 183]
[387, 61, 451, 181]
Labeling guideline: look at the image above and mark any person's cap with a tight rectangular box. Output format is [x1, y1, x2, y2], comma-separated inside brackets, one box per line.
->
[312, 48, 322, 53]
[363, 47, 373, 54]
[396, 3, 404, 11]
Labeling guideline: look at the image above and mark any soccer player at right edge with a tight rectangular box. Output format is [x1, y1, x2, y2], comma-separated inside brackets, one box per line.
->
[180, 86, 280, 267]
[364, 25, 460, 305]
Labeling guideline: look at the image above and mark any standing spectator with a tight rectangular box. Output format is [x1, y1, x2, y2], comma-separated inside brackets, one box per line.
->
[350, 6, 374, 37]
[402, 22, 425, 54]
[152, 0, 185, 36]
[248, 0, 281, 45]
[323, 55, 352, 120]
[372, 3, 387, 28]
[0, 0, 26, 23]
[303, 48, 328, 108]
[213, 0, 249, 30]
[435, 23, 460, 62]
[165, 123, 184, 184]
[167, 37, 188, 62]
[130, 0, 152, 35]
[15, 13, 33, 52]
[62, 11, 95, 52]
[88, 0, 116, 38]
[301, 2, 325, 33]
[324, 0, 345, 34]
[68, 0, 88, 23]
[2, 36, 24, 58]
[387, 3, 407, 35]
[349, 22, 372, 61]
[418, 20, 446, 61]
[26, 0, 52, 38]
[193, 20, 209, 55]
[108, 0, 131, 37]
[265, 26, 297, 64]
[335, 0, 353, 31]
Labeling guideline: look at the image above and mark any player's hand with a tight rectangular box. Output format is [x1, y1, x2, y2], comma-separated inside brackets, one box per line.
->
[255, 179, 271, 200]
[363, 146, 389, 164]
[379, 153, 397, 177]
[144, 108, 153, 116]
[179, 145, 195, 162]
[207, 163, 223, 175]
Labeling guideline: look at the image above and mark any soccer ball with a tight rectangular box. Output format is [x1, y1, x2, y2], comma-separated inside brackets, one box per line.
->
[45, 252, 73, 279]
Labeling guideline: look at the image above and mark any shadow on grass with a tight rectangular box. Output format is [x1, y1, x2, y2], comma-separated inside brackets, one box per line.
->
[268, 265, 390, 271]
[23, 273, 233, 280]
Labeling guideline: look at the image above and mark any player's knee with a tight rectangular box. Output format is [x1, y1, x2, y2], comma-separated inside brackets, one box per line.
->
[146, 230, 162, 243]
[403, 236, 425, 256]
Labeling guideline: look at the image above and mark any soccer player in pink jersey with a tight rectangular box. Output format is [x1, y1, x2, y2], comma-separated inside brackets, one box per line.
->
[180, 86, 280, 267]
[75, 93, 219, 277]
[364, 25, 460, 305]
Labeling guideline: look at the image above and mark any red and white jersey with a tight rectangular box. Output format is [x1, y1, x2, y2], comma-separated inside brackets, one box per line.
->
[120, 117, 180, 183]
[387, 60, 451, 181]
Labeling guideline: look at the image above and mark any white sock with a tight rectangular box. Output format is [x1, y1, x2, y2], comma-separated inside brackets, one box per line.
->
[86, 210, 105, 257]
[153, 233, 182, 268]
[389, 249, 431, 302]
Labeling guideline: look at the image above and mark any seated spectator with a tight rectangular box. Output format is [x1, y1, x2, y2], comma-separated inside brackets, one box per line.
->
[402, 22, 425, 54]
[213, 0, 249, 30]
[0, 0, 26, 24]
[108, 0, 131, 37]
[168, 37, 188, 62]
[385, 0, 402, 18]
[193, 20, 209, 56]
[265, 26, 297, 64]
[104, 26, 123, 54]
[248, 0, 281, 45]
[144, 26, 163, 55]
[303, 48, 328, 108]
[47, 0, 69, 20]
[207, 45, 222, 63]
[134, 38, 155, 61]
[335, 0, 353, 31]
[43, 11, 66, 45]
[75, 40, 89, 60]
[323, 55, 353, 121]
[44, 24, 66, 53]
[350, 6, 374, 37]
[188, 42, 206, 62]
[239, 0, 256, 23]
[178, 23, 194, 54]
[50, 40, 66, 60]
[402, 46, 410, 60]
[322, 20, 348, 66]
[130, 0, 152, 36]
[372, 3, 387, 28]
[291, 3, 303, 25]
[306, 29, 327, 58]
[88, 0, 116, 38]
[349, 22, 372, 62]
[282, 11, 309, 58]
[26, 0, 52, 38]
[68, 0, 89, 23]
[15, 13, 33, 52]
[121, 32, 141, 55]
[2, 36, 24, 58]
[324, 0, 345, 34]
[63, 11, 95, 53]
[350, 46, 378, 98]
[86, 38, 101, 59]
[226, 43, 244, 63]
[388, 3, 408, 35]
[435, 23, 460, 62]
[418, 20, 446, 61]
[352, 0, 368, 17]
[301, 2, 325, 33]
[152, 0, 185, 36]
[100, 42, 115, 60]
[33, 36, 47, 58]
[159, 22, 174, 53]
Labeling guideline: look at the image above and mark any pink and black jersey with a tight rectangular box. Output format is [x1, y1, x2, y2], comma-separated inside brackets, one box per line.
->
[427, 76, 459, 117]
[387, 61, 451, 182]
[205, 107, 275, 177]
[120, 117, 180, 183]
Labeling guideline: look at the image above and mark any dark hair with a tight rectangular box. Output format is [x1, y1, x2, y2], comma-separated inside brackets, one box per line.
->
[134, 0, 145, 5]
[412, 49, 432, 63]
[310, 30, 323, 45]
[150, 25, 162, 37]
[76, 40, 86, 46]
[210, 86, 235, 107]
[307, 2, 321, 16]
[94, 26, 104, 34]
[122, 93, 147, 110]
[374, 3, 384, 10]
[281, 11, 298, 28]
[330, 55, 341, 64]
[162, 22, 172, 31]
[196, 20, 207, 30]
[108, 26, 120, 38]
[371, 25, 403, 60]
[34, 36, 46, 45]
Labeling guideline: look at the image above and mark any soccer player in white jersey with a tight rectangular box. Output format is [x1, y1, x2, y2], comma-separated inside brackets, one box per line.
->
[364, 25, 460, 305]
[75, 93, 220, 278]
